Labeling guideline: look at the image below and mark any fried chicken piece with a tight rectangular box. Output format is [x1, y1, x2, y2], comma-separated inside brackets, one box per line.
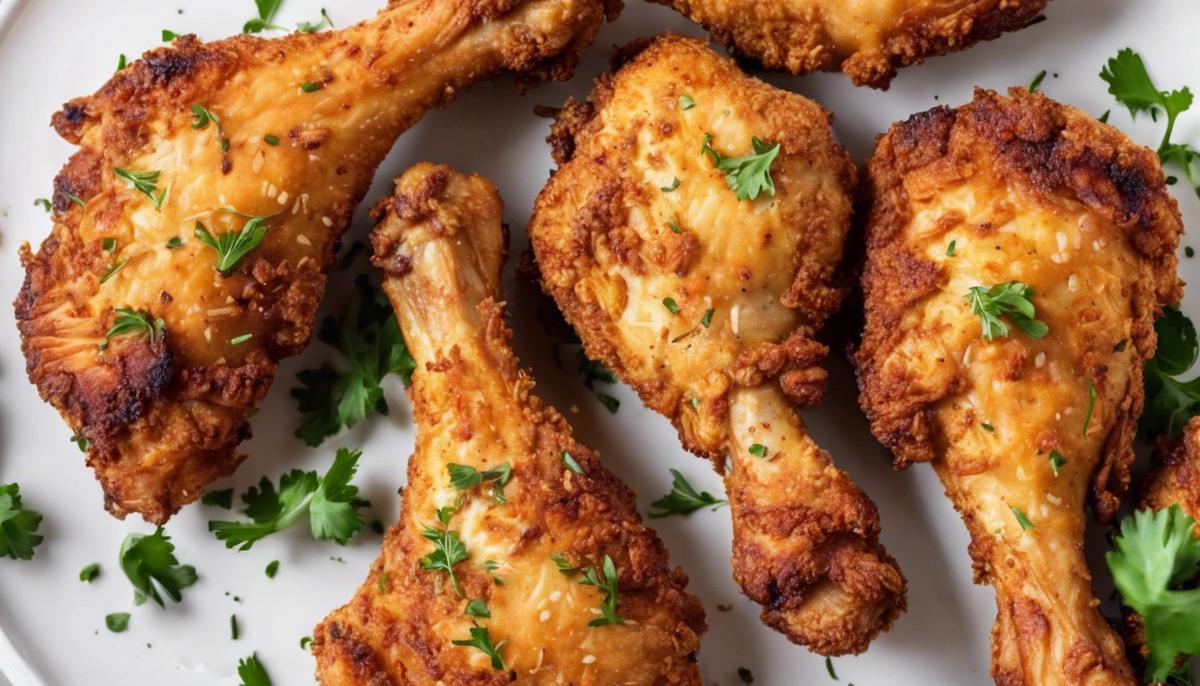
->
[14, 0, 617, 523]
[855, 88, 1183, 685]
[650, 0, 1047, 88]
[527, 34, 905, 655]
[313, 163, 705, 685]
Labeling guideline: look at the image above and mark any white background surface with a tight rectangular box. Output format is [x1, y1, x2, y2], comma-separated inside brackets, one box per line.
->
[0, 0, 1198, 684]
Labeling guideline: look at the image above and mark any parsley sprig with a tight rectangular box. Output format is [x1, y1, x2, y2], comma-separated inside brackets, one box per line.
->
[194, 212, 273, 274]
[579, 554, 625, 627]
[648, 469, 727, 518]
[292, 277, 415, 445]
[0, 483, 44, 560]
[243, 0, 285, 33]
[965, 281, 1048, 341]
[448, 463, 512, 503]
[100, 308, 165, 351]
[114, 167, 168, 210]
[1107, 505, 1200, 682]
[702, 134, 781, 200]
[420, 512, 469, 595]
[1143, 307, 1200, 437]
[118, 527, 198, 607]
[1101, 49, 1200, 193]
[208, 448, 368, 550]
[237, 653, 273, 686]
[452, 625, 505, 670]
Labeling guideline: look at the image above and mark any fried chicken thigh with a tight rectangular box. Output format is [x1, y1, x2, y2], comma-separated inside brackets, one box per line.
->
[15, 0, 616, 523]
[649, 0, 1047, 88]
[527, 34, 905, 655]
[855, 88, 1183, 685]
[313, 163, 705, 685]
[1143, 419, 1200, 521]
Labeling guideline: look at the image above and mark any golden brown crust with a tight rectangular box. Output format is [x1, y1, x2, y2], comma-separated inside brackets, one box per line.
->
[15, 0, 613, 523]
[856, 88, 1181, 685]
[315, 163, 704, 686]
[649, 0, 1048, 88]
[528, 34, 905, 655]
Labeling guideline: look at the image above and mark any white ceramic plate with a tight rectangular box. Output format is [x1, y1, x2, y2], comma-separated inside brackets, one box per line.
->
[1, 0, 1198, 684]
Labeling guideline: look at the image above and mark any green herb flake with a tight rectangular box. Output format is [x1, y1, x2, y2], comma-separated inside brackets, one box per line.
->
[166, 236, 183, 249]
[33, 198, 51, 212]
[161, 30, 180, 42]
[118, 526, 198, 607]
[946, 239, 957, 256]
[263, 134, 280, 146]
[194, 213, 272, 274]
[114, 167, 168, 210]
[679, 95, 696, 111]
[702, 134, 782, 201]
[230, 333, 253, 345]
[1049, 450, 1067, 477]
[80, 563, 101, 583]
[1083, 382, 1098, 438]
[578, 554, 625, 627]
[826, 657, 837, 679]
[116, 54, 127, 72]
[981, 422, 994, 432]
[1010, 506, 1034, 531]
[300, 636, 313, 651]
[105, 612, 130, 633]
[465, 599, 491, 618]
[561, 451, 586, 475]
[231, 614, 240, 640]
[748, 443, 767, 458]
[648, 469, 728, 518]
[99, 308, 164, 351]
[300, 82, 323, 93]
[201, 488, 234, 509]
[237, 653, 272, 686]
[663, 297, 680, 315]
[265, 560, 279, 578]
[965, 281, 1048, 340]
[1028, 69, 1048, 92]
[101, 238, 117, 253]
[700, 308, 715, 328]
[661, 177, 681, 193]
[452, 626, 505, 670]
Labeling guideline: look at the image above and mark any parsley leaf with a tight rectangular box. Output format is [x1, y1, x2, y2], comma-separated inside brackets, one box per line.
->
[244, 0, 284, 33]
[99, 308, 164, 351]
[465, 599, 491, 618]
[703, 135, 782, 200]
[1010, 505, 1034, 530]
[1143, 307, 1200, 437]
[965, 281, 1048, 341]
[114, 167, 168, 210]
[33, 198, 50, 212]
[237, 653, 273, 686]
[291, 276, 415, 446]
[201, 488, 234, 509]
[648, 469, 728, 518]
[297, 8, 333, 32]
[105, 613, 130, 633]
[194, 213, 272, 274]
[448, 463, 512, 502]
[579, 554, 625, 627]
[0, 483, 43, 560]
[1101, 49, 1200, 194]
[420, 524, 469, 595]
[118, 527, 197, 607]
[452, 625, 505, 670]
[1107, 506, 1200, 682]
[80, 563, 101, 582]
[208, 448, 367, 550]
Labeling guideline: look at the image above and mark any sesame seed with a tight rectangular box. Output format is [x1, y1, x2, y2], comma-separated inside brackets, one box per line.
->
[277, 191, 290, 206]
[321, 216, 333, 227]
[1034, 352, 1046, 368]
[582, 655, 596, 665]
[1067, 274, 1078, 291]
[1055, 232, 1067, 252]
[267, 184, 278, 199]
[730, 305, 740, 335]
[549, 591, 562, 602]
[252, 151, 264, 173]
[539, 610, 550, 622]
[296, 234, 311, 246]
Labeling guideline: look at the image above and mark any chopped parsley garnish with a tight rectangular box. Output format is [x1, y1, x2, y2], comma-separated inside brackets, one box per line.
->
[100, 308, 164, 351]
[201, 488, 234, 509]
[243, 0, 284, 33]
[299, 636, 312, 651]
[483, 559, 503, 584]
[648, 469, 727, 518]
[80, 563, 101, 583]
[1049, 450, 1067, 477]
[1143, 306, 1200, 437]
[0, 484, 43, 560]
[231, 614, 240, 640]
[668, 220, 682, 234]
[1028, 69, 1047, 92]
[116, 54, 127, 72]
[702, 134, 782, 200]
[297, 8, 333, 32]
[291, 276, 415, 446]
[99, 257, 129, 284]
[114, 167, 168, 209]
[661, 177, 681, 193]
[825, 657, 837, 679]
[161, 30, 180, 42]
[300, 81, 323, 93]
[561, 451, 586, 474]
[551, 552, 577, 576]
[1083, 381, 1098, 438]
[946, 239, 957, 256]
[448, 463, 512, 502]
[265, 560, 279, 578]
[981, 422, 995, 432]
[34, 198, 51, 212]
[208, 447, 368, 550]
[748, 443, 767, 458]
[102, 237, 117, 252]
[1101, 49, 1200, 195]
[237, 653, 272, 686]
[1010, 506, 1034, 531]
[663, 297, 680, 314]
[1107, 505, 1200, 682]
[679, 95, 695, 110]
[105, 613, 130, 633]
[70, 432, 88, 452]
[191, 104, 219, 130]
[579, 555, 625, 627]
[263, 134, 280, 146]
[965, 281, 1048, 340]
[700, 308, 715, 328]
[452, 625, 505, 670]
[166, 236, 183, 249]
[465, 599, 491, 618]
[118, 527, 198, 606]
[230, 333, 253, 345]
[194, 213, 272, 274]
[420, 523, 469, 595]
[64, 190, 85, 209]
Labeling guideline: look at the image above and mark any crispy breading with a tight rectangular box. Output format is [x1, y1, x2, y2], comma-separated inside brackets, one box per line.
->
[313, 163, 705, 686]
[14, 0, 616, 523]
[527, 34, 905, 655]
[650, 0, 1047, 88]
[855, 88, 1183, 685]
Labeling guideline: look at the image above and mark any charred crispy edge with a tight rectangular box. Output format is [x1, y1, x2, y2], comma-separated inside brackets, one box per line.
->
[855, 88, 1184, 505]
[537, 33, 859, 457]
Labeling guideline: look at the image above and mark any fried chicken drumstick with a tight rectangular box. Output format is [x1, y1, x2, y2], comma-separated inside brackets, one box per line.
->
[649, 0, 1047, 88]
[313, 163, 705, 685]
[15, 0, 615, 523]
[855, 88, 1183, 685]
[527, 34, 905, 655]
